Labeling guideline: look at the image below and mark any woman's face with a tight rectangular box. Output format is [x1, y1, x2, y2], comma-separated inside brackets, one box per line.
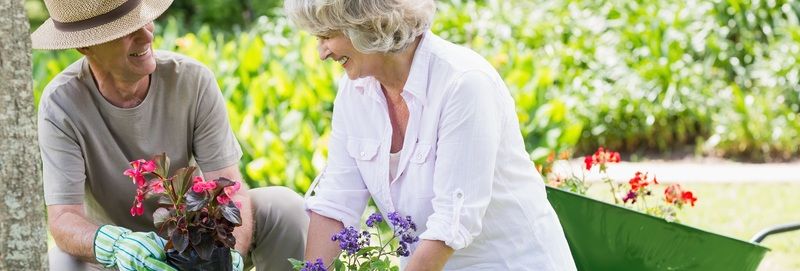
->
[317, 32, 382, 80]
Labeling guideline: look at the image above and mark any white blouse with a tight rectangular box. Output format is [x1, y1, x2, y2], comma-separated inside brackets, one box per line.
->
[305, 31, 576, 270]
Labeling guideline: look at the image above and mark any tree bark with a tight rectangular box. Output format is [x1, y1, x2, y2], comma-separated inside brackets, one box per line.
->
[0, 0, 49, 270]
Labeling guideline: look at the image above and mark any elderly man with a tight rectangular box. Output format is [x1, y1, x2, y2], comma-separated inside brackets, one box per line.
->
[32, 0, 308, 270]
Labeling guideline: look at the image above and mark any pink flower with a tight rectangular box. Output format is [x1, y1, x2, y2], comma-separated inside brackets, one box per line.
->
[224, 181, 241, 197]
[150, 180, 165, 194]
[192, 176, 217, 193]
[217, 194, 231, 205]
[217, 181, 241, 205]
[130, 189, 146, 216]
[124, 159, 156, 187]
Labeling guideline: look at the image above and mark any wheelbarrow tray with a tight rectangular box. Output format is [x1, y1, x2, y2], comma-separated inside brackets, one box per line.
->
[546, 186, 769, 271]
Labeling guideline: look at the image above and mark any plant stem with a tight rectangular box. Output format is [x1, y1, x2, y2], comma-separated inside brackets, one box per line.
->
[606, 176, 619, 204]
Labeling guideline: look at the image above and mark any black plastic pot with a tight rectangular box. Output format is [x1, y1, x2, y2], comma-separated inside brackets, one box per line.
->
[166, 246, 232, 271]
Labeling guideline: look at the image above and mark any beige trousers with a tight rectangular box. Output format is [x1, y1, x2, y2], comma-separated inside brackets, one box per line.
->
[48, 187, 309, 271]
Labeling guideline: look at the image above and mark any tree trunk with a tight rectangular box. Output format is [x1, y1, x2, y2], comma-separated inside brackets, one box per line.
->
[0, 0, 49, 270]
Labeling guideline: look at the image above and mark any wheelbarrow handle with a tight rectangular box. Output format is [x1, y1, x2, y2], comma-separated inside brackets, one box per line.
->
[750, 222, 800, 243]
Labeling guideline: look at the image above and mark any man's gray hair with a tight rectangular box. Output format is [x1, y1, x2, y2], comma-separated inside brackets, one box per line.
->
[285, 0, 435, 53]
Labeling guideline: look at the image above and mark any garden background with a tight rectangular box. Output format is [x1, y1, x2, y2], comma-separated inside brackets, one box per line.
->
[26, 0, 800, 269]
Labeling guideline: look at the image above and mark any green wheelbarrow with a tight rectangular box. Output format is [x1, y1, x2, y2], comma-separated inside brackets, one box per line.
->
[546, 186, 799, 271]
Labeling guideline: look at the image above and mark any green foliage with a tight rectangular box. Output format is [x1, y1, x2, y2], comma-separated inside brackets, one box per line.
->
[32, 0, 800, 189]
[433, 0, 800, 162]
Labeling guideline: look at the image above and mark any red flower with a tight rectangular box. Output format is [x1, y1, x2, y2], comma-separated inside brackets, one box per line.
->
[628, 171, 656, 192]
[681, 191, 697, 207]
[665, 184, 698, 207]
[584, 155, 594, 170]
[584, 147, 621, 172]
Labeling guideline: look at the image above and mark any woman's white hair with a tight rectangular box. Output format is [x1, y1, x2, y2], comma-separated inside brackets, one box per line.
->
[285, 0, 435, 53]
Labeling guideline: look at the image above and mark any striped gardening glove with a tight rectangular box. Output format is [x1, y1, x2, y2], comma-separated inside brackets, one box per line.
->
[94, 225, 177, 271]
[231, 250, 244, 271]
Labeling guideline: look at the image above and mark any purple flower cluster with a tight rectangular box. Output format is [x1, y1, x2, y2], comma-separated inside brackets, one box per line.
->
[387, 212, 419, 256]
[299, 259, 327, 271]
[366, 212, 383, 227]
[331, 226, 370, 255]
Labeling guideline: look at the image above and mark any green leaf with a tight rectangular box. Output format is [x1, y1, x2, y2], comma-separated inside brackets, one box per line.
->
[369, 259, 389, 270]
[334, 259, 345, 271]
[288, 258, 306, 270]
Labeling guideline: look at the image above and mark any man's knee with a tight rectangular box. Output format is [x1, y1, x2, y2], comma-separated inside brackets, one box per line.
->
[248, 186, 309, 233]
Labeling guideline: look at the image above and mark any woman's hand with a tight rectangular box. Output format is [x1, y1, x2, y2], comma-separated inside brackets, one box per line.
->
[404, 240, 455, 271]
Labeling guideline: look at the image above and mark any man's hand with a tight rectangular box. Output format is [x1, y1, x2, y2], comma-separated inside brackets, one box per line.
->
[93, 225, 177, 271]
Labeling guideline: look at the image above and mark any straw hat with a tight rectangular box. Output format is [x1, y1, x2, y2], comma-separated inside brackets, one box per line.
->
[31, 0, 173, 50]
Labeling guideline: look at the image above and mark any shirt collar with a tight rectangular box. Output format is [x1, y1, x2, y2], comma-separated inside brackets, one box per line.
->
[352, 31, 434, 105]
[402, 31, 433, 105]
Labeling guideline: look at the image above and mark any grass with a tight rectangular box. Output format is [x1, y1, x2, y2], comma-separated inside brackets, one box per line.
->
[586, 182, 800, 271]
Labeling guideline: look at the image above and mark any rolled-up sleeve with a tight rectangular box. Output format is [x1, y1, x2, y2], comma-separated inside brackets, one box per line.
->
[306, 81, 371, 228]
[419, 71, 503, 250]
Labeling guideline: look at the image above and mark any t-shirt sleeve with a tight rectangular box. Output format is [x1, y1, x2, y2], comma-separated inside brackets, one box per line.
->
[38, 99, 87, 205]
[192, 67, 243, 172]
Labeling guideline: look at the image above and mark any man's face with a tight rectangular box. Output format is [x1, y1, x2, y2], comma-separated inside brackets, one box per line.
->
[81, 22, 156, 81]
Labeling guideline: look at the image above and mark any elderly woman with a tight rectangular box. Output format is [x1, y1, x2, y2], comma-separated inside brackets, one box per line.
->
[285, 0, 576, 270]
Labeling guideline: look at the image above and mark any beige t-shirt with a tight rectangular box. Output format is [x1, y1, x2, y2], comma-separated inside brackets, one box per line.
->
[37, 51, 242, 232]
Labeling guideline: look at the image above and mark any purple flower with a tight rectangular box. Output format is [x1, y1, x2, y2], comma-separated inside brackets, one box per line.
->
[366, 212, 383, 227]
[331, 226, 365, 255]
[387, 212, 419, 257]
[622, 190, 637, 204]
[299, 258, 327, 271]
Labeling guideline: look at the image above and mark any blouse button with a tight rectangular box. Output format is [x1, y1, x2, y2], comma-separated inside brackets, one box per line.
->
[360, 151, 366, 157]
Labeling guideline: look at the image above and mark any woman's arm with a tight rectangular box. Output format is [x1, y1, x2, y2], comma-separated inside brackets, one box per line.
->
[404, 240, 455, 271]
[306, 212, 346, 265]
[412, 70, 504, 267]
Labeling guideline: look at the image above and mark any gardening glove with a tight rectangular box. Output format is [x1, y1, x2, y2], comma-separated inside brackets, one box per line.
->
[94, 225, 178, 271]
[231, 250, 244, 271]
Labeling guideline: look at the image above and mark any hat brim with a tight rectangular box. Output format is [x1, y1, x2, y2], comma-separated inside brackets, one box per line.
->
[31, 0, 173, 50]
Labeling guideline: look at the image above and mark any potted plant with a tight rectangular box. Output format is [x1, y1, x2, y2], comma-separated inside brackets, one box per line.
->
[541, 147, 768, 271]
[125, 153, 243, 270]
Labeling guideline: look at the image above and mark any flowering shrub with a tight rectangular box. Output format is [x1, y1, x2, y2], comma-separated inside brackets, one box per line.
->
[544, 147, 698, 221]
[290, 212, 419, 271]
[125, 153, 243, 260]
